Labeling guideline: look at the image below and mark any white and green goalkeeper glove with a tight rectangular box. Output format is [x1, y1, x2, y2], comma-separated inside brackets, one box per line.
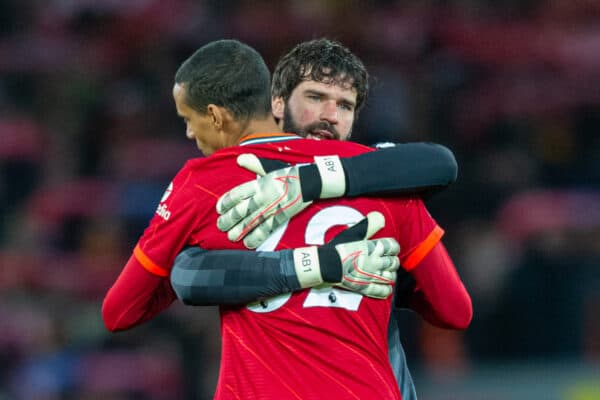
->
[292, 211, 400, 299]
[216, 153, 346, 249]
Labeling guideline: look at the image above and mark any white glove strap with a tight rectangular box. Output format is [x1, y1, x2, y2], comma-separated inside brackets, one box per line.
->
[293, 246, 324, 288]
[314, 155, 346, 199]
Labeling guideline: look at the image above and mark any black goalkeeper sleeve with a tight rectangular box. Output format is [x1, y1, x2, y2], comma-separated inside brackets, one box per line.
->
[298, 142, 457, 201]
[342, 142, 457, 198]
[170, 247, 302, 306]
[171, 245, 415, 309]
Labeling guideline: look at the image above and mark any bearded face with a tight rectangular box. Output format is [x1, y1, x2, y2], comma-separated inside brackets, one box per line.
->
[276, 80, 356, 141]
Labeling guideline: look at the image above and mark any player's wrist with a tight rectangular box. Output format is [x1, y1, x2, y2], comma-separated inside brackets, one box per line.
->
[314, 155, 346, 198]
[298, 164, 322, 201]
[297, 156, 346, 201]
[292, 246, 324, 288]
[316, 246, 343, 283]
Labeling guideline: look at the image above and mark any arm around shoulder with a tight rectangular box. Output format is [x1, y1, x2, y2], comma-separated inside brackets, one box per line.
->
[170, 247, 302, 306]
[341, 142, 458, 198]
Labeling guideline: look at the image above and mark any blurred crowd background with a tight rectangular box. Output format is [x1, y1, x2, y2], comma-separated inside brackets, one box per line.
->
[1, 0, 599, 399]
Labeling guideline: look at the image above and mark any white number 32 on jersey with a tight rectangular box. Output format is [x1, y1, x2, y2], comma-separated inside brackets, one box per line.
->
[247, 206, 365, 313]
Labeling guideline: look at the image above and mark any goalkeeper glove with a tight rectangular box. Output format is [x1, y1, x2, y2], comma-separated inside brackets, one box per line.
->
[216, 153, 346, 249]
[292, 211, 400, 299]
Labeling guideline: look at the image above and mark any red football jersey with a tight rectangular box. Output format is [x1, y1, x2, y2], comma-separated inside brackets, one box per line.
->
[134, 134, 443, 399]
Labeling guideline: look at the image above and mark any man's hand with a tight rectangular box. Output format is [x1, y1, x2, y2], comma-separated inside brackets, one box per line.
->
[216, 154, 311, 248]
[293, 211, 400, 299]
[217, 153, 346, 249]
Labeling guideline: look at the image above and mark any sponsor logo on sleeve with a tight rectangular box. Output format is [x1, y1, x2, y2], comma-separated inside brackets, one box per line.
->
[156, 182, 173, 220]
[161, 182, 173, 202]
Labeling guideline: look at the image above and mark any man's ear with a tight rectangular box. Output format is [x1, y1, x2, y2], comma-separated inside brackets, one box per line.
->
[272, 96, 285, 120]
[207, 104, 228, 130]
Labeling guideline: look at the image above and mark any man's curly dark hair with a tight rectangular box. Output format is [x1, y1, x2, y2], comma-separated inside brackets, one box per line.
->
[271, 38, 369, 115]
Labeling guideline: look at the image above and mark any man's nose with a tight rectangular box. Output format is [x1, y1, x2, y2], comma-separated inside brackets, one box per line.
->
[320, 101, 339, 124]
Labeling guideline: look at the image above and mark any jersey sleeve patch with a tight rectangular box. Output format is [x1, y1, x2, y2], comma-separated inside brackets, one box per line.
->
[134, 244, 169, 277]
[402, 225, 444, 271]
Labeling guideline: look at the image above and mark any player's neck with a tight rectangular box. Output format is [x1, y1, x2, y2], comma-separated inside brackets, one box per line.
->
[238, 115, 283, 140]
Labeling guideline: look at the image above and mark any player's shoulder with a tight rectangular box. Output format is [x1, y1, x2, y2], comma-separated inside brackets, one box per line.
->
[242, 138, 373, 162]
[179, 151, 238, 172]
[381, 194, 426, 208]
[165, 153, 236, 193]
[314, 139, 373, 155]
[378, 195, 434, 229]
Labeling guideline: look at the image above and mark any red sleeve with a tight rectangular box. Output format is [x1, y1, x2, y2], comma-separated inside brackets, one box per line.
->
[102, 254, 176, 332]
[102, 163, 211, 332]
[407, 242, 473, 330]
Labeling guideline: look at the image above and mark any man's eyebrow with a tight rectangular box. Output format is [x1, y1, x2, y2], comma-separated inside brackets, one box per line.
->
[304, 89, 356, 106]
[303, 89, 325, 96]
[339, 98, 356, 107]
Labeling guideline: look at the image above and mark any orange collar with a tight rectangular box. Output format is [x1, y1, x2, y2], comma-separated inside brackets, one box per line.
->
[238, 133, 301, 146]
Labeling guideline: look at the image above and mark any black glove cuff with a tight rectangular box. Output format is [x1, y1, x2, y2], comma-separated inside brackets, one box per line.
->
[317, 246, 343, 283]
[298, 164, 322, 201]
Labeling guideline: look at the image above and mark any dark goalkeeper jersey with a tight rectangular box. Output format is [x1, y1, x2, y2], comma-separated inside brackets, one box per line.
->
[130, 133, 443, 399]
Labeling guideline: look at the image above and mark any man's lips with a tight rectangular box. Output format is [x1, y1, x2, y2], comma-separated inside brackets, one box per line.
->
[308, 129, 335, 140]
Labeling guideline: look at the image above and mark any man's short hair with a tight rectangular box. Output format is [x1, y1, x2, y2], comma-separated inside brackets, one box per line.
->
[175, 39, 272, 120]
[271, 38, 369, 114]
